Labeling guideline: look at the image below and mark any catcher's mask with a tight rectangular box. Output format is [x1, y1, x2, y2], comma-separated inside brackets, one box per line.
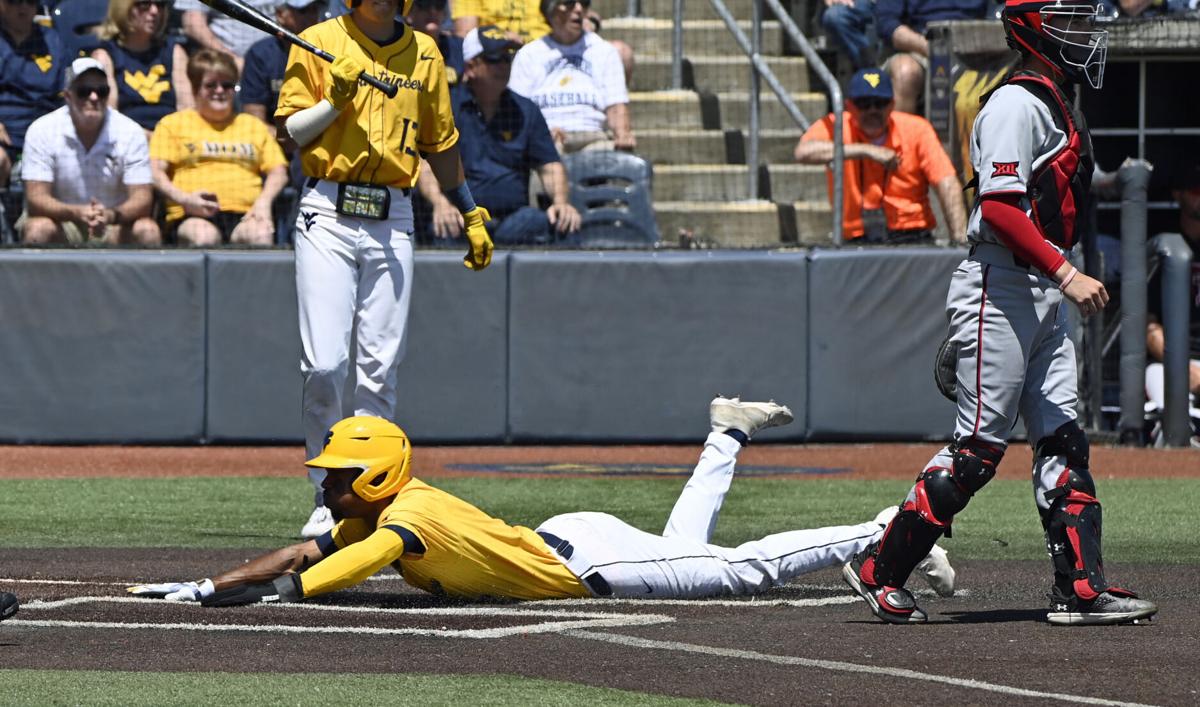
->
[344, 0, 414, 14]
[1003, 0, 1107, 89]
[306, 416, 413, 501]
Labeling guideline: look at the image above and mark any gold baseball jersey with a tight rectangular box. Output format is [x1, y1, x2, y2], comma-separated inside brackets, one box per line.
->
[149, 110, 287, 222]
[299, 478, 588, 600]
[452, 0, 550, 42]
[275, 17, 459, 189]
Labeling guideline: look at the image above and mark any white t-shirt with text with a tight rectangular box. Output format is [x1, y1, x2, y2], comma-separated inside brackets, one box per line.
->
[508, 31, 628, 134]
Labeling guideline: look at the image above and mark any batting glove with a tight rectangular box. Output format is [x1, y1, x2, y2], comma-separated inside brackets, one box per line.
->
[327, 56, 363, 110]
[126, 578, 215, 602]
[462, 206, 494, 271]
[201, 575, 303, 608]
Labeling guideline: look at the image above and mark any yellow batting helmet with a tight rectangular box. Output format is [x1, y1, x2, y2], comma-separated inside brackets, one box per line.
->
[306, 416, 413, 501]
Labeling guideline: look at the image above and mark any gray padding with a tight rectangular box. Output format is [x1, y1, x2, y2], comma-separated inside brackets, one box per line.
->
[393, 253, 508, 441]
[0, 252, 205, 443]
[205, 252, 301, 441]
[508, 251, 808, 442]
[807, 248, 964, 440]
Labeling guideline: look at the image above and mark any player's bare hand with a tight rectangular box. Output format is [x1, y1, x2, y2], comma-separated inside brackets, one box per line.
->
[462, 206, 493, 271]
[127, 579, 214, 602]
[1063, 272, 1108, 317]
[548, 202, 581, 234]
[183, 191, 221, 218]
[327, 56, 364, 110]
[431, 201, 464, 239]
[614, 131, 636, 152]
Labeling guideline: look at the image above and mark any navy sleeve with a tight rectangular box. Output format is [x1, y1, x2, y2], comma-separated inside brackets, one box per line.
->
[384, 524, 426, 554]
[525, 103, 560, 169]
[315, 530, 339, 557]
[240, 40, 271, 105]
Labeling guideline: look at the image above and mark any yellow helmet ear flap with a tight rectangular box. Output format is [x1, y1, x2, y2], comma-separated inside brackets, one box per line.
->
[352, 460, 409, 501]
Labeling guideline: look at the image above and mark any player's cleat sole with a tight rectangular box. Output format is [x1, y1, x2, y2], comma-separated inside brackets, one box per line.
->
[1047, 589, 1158, 626]
[914, 543, 956, 598]
[300, 505, 334, 539]
[709, 396, 794, 437]
[0, 591, 19, 622]
[842, 557, 927, 624]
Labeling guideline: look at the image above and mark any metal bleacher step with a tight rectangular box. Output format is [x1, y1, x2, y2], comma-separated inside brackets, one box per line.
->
[594, 0, 763, 21]
[634, 129, 731, 165]
[654, 200, 784, 248]
[602, 18, 785, 57]
[716, 91, 829, 131]
[653, 165, 755, 202]
[629, 55, 811, 93]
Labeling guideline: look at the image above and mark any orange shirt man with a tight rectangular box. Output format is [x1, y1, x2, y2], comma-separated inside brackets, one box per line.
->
[795, 68, 966, 244]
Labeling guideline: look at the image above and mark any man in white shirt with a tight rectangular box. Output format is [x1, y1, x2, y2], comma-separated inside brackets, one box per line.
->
[508, 0, 634, 153]
[20, 58, 160, 245]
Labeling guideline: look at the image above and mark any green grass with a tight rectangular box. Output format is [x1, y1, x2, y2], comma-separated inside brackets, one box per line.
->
[0, 671, 733, 706]
[1, 475, 1195, 563]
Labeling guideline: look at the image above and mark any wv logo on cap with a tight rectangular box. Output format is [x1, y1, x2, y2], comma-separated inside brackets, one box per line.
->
[863, 72, 881, 88]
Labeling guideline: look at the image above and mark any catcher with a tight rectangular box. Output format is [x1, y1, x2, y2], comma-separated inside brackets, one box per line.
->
[129, 398, 955, 605]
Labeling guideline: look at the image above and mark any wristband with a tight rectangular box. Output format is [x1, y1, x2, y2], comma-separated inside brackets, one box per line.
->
[443, 182, 477, 215]
[1058, 267, 1078, 291]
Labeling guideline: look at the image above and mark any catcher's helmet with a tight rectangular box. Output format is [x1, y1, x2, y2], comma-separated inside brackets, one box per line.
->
[1003, 0, 1107, 89]
[305, 416, 413, 501]
[344, 0, 414, 14]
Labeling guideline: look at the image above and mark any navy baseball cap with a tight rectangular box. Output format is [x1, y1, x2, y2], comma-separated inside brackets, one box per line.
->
[463, 25, 520, 63]
[846, 69, 893, 100]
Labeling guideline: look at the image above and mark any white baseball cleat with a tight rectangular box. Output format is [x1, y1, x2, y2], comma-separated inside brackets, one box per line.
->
[915, 543, 956, 597]
[300, 505, 334, 539]
[709, 396, 794, 438]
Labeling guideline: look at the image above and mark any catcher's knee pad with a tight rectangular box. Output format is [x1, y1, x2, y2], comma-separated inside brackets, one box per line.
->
[1034, 421, 1090, 470]
[1043, 465, 1107, 600]
[912, 439, 1004, 533]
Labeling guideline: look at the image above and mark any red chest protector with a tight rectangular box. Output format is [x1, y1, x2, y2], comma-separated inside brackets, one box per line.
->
[979, 72, 1095, 249]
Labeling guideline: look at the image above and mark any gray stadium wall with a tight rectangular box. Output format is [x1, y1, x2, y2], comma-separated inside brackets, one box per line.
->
[0, 248, 966, 444]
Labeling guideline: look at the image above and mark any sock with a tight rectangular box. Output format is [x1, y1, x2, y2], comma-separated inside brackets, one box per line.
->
[723, 429, 749, 446]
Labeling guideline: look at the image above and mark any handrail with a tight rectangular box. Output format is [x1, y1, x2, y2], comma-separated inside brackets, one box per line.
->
[705, 0, 844, 245]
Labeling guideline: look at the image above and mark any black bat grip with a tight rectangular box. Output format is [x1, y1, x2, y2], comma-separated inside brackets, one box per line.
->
[307, 45, 397, 99]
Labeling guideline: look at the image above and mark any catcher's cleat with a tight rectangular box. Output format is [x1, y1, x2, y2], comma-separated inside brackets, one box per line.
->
[842, 551, 928, 624]
[1046, 586, 1158, 626]
[709, 396, 793, 438]
[0, 591, 18, 622]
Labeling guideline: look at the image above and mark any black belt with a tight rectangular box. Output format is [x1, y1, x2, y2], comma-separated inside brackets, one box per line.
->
[537, 531, 613, 597]
[304, 176, 410, 197]
[969, 243, 1031, 270]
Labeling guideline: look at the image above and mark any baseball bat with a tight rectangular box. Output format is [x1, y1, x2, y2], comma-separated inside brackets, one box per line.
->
[198, 0, 399, 98]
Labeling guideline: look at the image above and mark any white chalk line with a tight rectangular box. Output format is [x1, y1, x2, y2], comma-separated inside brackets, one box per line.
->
[566, 630, 1157, 707]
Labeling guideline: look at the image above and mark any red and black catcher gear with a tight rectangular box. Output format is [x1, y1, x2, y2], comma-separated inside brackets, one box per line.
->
[1002, 0, 1108, 89]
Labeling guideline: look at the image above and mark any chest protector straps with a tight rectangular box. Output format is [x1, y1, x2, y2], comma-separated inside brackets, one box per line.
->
[971, 72, 1095, 249]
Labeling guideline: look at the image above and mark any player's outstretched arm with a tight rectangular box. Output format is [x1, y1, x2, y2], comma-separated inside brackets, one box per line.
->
[127, 539, 324, 603]
[426, 145, 493, 271]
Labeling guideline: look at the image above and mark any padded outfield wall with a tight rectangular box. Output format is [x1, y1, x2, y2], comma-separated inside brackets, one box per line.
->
[0, 248, 966, 443]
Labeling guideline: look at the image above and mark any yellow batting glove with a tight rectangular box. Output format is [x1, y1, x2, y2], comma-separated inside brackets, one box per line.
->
[327, 56, 363, 110]
[462, 206, 493, 271]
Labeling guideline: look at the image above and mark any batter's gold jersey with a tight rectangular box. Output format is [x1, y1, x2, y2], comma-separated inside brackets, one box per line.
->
[298, 478, 588, 600]
[275, 17, 459, 189]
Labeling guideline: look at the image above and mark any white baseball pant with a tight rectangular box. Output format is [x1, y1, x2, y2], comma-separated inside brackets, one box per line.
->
[536, 432, 882, 598]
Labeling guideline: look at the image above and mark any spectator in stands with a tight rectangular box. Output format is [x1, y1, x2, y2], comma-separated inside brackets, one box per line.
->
[177, 0, 276, 72]
[243, 0, 324, 137]
[19, 57, 160, 245]
[794, 68, 966, 245]
[406, 0, 465, 88]
[1145, 160, 1200, 445]
[417, 25, 580, 246]
[0, 0, 70, 186]
[582, 6, 633, 87]
[822, 0, 879, 70]
[149, 50, 288, 246]
[92, 0, 194, 139]
[509, 0, 634, 154]
[875, 0, 989, 113]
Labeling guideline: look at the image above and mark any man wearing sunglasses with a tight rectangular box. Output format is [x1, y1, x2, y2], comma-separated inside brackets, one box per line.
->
[794, 67, 965, 245]
[0, 0, 71, 187]
[416, 25, 580, 246]
[18, 57, 160, 245]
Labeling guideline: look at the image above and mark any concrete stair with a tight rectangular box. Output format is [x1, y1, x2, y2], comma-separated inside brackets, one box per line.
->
[716, 91, 828, 130]
[634, 129, 731, 165]
[594, 0, 763, 20]
[629, 90, 708, 129]
[654, 200, 784, 248]
[602, 18, 785, 57]
[629, 56, 810, 93]
[653, 165, 754, 202]
[765, 164, 828, 203]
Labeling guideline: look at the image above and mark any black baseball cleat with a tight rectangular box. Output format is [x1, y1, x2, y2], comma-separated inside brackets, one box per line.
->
[1046, 586, 1158, 626]
[0, 591, 18, 622]
[842, 551, 928, 624]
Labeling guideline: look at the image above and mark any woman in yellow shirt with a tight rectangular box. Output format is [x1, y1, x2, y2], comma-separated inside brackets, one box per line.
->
[149, 49, 288, 246]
